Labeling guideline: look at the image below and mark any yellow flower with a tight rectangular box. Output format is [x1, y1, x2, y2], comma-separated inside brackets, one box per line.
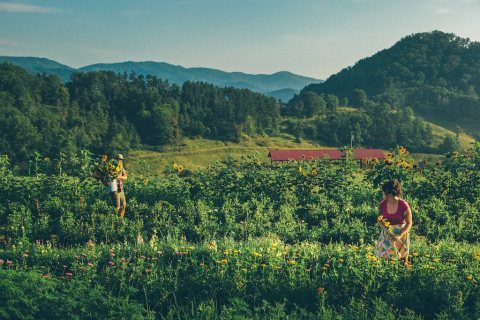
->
[432, 258, 440, 263]
[207, 241, 217, 251]
[467, 275, 473, 281]
[217, 259, 228, 265]
[178, 165, 184, 173]
[252, 252, 262, 258]
[298, 165, 303, 173]
[377, 215, 384, 222]
[323, 263, 330, 268]
[261, 263, 267, 268]
[338, 258, 344, 263]
[412, 252, 419, 257]
[288, 259, 296, 265]
[398, 146, 407, 155]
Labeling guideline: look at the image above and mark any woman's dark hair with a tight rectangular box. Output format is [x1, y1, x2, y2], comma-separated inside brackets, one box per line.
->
[381, 179, 403, 197]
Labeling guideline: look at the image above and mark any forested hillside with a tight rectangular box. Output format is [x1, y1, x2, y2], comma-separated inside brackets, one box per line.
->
[301, 31, 480, 137]
[0, 62, 280, 164]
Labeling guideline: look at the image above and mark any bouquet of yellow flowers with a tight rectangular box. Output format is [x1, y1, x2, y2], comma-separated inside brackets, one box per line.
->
[377, 215, 401, 236]
[92, 155, 123, 184]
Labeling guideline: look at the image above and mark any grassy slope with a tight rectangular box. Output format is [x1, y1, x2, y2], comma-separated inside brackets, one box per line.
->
[425, 120, 475, 149]
[419, 112, 479, 139]
[127, 134, 326, 176]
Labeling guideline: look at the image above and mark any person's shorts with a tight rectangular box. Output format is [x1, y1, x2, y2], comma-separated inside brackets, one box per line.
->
[111, 191, 126, 208]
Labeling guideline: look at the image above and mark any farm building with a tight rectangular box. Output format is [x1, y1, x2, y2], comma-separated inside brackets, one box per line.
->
[267, 149, 385, 163]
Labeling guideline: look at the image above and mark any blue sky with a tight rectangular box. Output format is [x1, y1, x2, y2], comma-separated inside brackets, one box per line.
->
[0, 0, 479, 79]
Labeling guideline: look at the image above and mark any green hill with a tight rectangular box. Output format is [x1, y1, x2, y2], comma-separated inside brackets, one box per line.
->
[302, 31, 480, 138]
[0, 56, 75, 81]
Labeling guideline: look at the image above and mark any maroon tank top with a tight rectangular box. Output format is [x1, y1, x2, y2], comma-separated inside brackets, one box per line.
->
[379, 199, 409, 225]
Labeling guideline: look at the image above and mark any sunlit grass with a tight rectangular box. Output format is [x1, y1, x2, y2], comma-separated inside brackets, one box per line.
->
[127, 135, 326, 176]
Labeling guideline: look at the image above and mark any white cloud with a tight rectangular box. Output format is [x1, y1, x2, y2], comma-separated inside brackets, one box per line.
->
[0, 2, 60, 13]
[0, 38, 18, 47]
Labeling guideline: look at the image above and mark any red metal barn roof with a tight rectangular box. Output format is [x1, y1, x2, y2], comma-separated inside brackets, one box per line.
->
[268, 149, 343, 161]
[268, 149, 385, 161]
[352, 149, 385, 159]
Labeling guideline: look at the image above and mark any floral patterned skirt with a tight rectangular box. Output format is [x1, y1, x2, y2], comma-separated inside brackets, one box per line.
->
[374, 224, 410, 259]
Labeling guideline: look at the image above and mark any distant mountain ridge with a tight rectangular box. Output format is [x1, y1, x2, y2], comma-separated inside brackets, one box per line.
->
[0, 56, 322, 101]
[0, 56, 76, 81]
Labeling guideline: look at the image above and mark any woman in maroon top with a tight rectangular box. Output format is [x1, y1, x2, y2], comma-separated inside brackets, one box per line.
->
[374, 180, 413, 269]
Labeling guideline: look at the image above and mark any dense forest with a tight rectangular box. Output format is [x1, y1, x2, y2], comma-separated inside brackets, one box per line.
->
[0, 63, 280, 163]
[302, 31, 480, 134]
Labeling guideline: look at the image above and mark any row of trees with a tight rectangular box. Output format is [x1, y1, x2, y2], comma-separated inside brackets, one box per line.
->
[284, 89, 440, 152]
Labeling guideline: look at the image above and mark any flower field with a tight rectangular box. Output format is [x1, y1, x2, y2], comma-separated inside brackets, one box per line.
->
[0, 145, 479, 319]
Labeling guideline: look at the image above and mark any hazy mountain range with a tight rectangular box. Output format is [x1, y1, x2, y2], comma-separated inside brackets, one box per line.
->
[0, 56, 322, 101]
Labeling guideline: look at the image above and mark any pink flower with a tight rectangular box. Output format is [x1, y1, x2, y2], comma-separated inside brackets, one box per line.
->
[144, 268, 152, 273]
[87, 263, 94, 267]
[108, 261, 115, 266]
[75, 256, 81, 260]
[6, 260, 13, 265]
[110, 252, 116, 257]
[22, 253, 28, 258]
[42, 274, 51, 279]
[0, 259, 4, 265]
[65, 272, 73, 277]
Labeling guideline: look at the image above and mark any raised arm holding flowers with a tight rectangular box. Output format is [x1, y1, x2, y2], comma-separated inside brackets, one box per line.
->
[93, 154, 128, 218]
